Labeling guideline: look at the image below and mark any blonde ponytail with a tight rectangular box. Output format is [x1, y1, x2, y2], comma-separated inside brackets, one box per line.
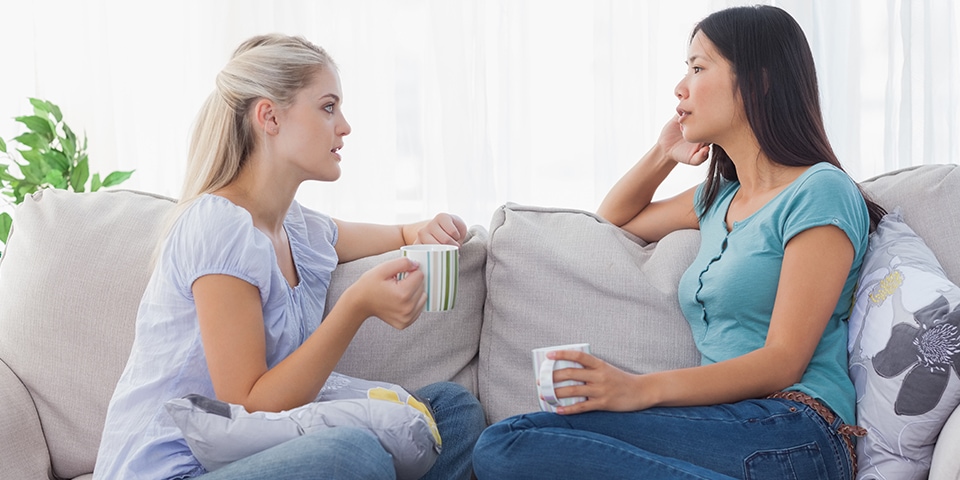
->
[156, 34, 334, 260]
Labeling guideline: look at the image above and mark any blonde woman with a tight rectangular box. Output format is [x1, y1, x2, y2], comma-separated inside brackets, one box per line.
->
[94, 34, 484, 480]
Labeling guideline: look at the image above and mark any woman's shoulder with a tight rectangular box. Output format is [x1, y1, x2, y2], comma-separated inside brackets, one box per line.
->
[788, 162, 864, 204]
[169, 194, 265, 245]
[167, 195, 273, 266]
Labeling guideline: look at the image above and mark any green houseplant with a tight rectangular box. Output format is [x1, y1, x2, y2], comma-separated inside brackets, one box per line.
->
[0, 98, 133, 257]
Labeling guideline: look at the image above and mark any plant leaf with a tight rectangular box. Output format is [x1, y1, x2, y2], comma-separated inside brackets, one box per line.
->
[15, 181, 38, 202]
[15, 115, 55, 142]
[19, 148, 43, 165]
[0, 212, 11, 245]
[72, 157, 89, 192]
[29, 97, 50, 116]
[29, 98, 62, 123]
[100, 170, 134, 188]
[18, 156, 46, 183]
[91, 172, 102, 191]
[0, 136, 6, 153]
[13, 132, 46, 151]
[43, 170, 67, 189]
[61, 130, 76, 158]
[41, 150, 70, 172]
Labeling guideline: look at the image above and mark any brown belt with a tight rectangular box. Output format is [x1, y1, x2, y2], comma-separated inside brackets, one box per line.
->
[766, 391, 866, 478]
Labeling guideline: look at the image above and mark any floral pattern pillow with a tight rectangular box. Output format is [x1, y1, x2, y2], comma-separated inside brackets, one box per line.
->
[848, 209, 960, 480]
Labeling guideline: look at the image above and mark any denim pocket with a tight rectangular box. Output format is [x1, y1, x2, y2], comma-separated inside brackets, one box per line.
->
[743, 441, 829, 480]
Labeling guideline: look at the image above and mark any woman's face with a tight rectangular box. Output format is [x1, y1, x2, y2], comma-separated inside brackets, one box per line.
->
[674, 31, 748, 147]
[274, 68, 352, 182]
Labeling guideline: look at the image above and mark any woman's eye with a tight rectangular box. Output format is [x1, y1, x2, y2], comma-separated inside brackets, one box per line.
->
[692, 66, 703, 74]
[323, 104, 335, 114]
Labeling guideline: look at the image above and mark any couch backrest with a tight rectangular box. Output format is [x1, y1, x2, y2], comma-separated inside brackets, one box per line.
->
[860, 164, 960, 284]
[325, 227, 488, 395]
[0, 189, 175, 479]
[479, 203, 703, 423]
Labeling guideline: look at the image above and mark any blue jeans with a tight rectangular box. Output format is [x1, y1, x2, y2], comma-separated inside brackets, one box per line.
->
[194, 381, 485, 480]
[473, 398, 854, 480]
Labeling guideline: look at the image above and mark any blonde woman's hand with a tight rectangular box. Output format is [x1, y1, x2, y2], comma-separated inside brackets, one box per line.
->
[416, 213, 467, 245]
[658, 115, 710, 166]
[344, 257, 426, 330]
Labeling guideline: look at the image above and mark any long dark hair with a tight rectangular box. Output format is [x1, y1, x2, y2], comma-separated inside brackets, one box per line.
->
[693, 5, 885, 230]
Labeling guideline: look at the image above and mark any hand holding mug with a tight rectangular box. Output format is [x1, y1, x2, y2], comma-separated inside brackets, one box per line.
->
[399, 244, 459, 312]
[532, 343, 590, 413]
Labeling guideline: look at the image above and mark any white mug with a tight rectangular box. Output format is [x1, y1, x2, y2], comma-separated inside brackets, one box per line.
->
[399, 244, 459, 311]
[531, 343, 590, 412]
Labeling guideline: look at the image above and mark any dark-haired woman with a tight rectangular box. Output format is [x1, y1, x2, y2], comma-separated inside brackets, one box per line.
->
[472, 5, 881, 480]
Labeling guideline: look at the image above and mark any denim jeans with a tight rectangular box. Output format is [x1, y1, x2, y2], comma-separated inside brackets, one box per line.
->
[473, 398, 854, 480]
[191, 381, 484, 480]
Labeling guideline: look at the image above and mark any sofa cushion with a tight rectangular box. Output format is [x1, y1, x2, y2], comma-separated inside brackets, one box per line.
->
[0, 359, 50, 478]
[479, 204, 701, 423]
[326, 225, 488, 396]
[0, 188, 176, 479]
[848, 209, 960, 479]
[860, 164, 960, 284]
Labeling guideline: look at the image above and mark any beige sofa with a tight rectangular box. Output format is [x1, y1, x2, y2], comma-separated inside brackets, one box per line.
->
[1, 164, 957, 479]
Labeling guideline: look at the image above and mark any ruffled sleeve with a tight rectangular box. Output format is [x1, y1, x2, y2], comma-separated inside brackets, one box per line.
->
[164, 195, 277, 305]
[282, 201, 339, 291]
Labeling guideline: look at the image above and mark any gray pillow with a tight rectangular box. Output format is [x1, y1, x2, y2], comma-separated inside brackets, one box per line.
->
[848, 209, 960, 480]
[479, 204, 701, 423]
[165, 372, 440, 480]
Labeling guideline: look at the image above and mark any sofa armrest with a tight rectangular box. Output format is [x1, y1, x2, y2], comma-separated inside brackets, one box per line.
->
[930, 405, 960, 480]
[0, 359, 51, 478]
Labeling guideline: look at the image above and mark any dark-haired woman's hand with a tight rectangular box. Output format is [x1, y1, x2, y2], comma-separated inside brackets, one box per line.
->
[658, 115, 710, 166]
[544, 349, 648, 414]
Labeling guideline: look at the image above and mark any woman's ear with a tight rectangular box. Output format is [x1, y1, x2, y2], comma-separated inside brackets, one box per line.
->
[254, 99, 280, 135]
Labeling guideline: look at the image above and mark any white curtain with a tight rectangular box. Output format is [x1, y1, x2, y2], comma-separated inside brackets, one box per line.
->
[1, 0, 957, 228]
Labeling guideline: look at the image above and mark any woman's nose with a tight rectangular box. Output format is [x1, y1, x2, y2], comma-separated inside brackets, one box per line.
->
[675, 78, 687, 99]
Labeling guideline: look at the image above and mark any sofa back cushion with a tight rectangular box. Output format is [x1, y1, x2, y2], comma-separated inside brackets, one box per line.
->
[859, 163, 960, 284]
[325, 226, 488, 395]
[479, 204, 701, 423]
[0, 188, 176, 479]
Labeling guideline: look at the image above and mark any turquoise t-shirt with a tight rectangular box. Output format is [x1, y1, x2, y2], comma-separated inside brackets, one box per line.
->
[677, 162, 869, 425]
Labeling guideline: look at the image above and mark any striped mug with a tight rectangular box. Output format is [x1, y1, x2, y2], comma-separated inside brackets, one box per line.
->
[400, 244, 459, 311]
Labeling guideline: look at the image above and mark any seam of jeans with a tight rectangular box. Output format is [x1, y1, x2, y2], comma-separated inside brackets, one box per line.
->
[776, 400, 853, 480]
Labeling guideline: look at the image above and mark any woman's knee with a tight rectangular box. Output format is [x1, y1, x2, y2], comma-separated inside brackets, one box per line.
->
[415, 382, 485, 427]
[300, 428, 395, 479]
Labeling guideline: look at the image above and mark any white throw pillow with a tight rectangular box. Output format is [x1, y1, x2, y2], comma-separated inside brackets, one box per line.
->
[165, 372, 441, 480]
[848, 209, 960, 480]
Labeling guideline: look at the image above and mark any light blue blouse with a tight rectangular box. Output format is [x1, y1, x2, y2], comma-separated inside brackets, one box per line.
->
[94, 194, 339, 480]
[677, 163, 869, 425]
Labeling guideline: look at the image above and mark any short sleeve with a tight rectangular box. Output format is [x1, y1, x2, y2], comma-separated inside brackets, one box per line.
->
[295, 203, 339, 253]
[164, 195, 276, 302]
[780, 166, 870, 257]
